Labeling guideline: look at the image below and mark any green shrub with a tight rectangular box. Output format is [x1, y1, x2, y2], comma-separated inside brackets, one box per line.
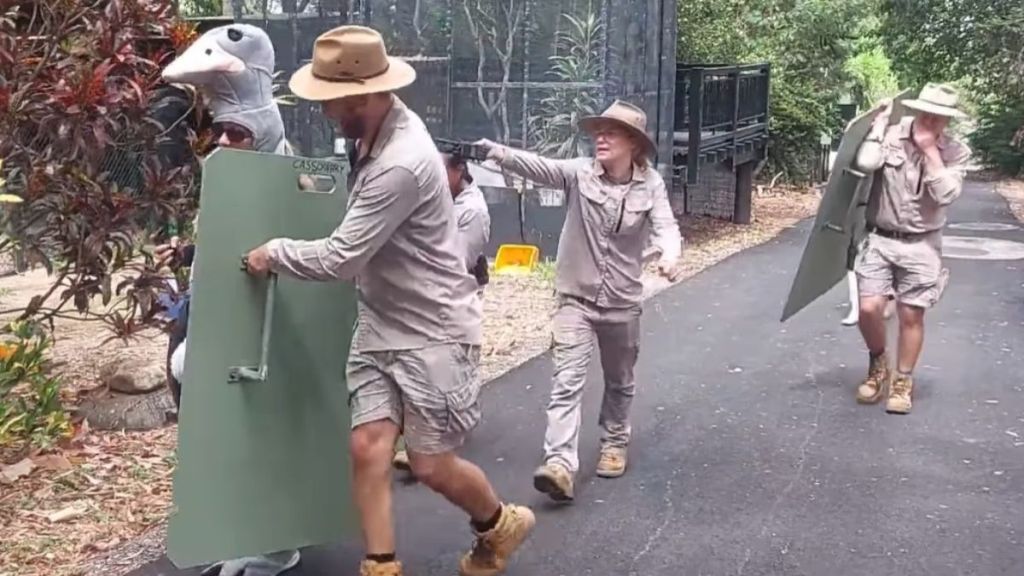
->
[844, 46, 900, 109]
[969, 94, 1024, 176]
[0, 321, 70, 451]
[764, 78, 835, 182]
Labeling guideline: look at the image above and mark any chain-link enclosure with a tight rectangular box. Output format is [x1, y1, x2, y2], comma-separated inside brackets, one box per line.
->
[212, 0, 678, 168]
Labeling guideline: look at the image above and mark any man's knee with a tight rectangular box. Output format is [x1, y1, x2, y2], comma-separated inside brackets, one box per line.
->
[859, 296, 889, 319]
[350, 420, 399, 469]
[897, 303, 925, 327]
[407, 450, 455, 489]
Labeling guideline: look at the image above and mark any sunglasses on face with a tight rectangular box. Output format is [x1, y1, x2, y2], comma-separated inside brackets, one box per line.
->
[593, 127, 628, 140]
[211, 123, 253, 143]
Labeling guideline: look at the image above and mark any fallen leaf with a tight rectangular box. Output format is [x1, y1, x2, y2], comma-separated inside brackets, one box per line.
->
[47, 503, 88, 523]
[32, 454, 73, 472]
[82, 535, 122, 553]
[0, 458, 36, 484]
[70, 419, 91, 446]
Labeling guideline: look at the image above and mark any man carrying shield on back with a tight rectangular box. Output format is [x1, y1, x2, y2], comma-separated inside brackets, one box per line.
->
[851, 83, 971, 415]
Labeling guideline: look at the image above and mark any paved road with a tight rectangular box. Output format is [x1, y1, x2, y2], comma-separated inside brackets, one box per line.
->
[132, 181, 1024, 576]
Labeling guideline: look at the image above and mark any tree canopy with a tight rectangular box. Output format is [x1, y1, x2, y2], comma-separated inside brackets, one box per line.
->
[678, 0, 1024, 179]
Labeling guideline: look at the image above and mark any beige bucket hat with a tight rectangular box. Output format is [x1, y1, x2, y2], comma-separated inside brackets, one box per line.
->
[289, 26, 416, 102]
[579, 100, 657, 159]
[903, 83, 966, 118]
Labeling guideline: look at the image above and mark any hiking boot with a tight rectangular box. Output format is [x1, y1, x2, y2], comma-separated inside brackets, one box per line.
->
[532, 463, 574, 502]
[857, 353, 890, 404]
[360, 559, 403, 576]
[458, 504, 536, 576]
[886, 373, 914, 414]
[392, 449, 411, 473]
[596, 448, 627, 478]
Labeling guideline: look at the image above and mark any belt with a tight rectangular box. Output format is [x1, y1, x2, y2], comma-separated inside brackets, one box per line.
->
[867, 225, 933, 241]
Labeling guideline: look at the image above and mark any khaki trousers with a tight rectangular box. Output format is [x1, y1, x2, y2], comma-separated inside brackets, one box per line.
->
[544, 295, 641, 473]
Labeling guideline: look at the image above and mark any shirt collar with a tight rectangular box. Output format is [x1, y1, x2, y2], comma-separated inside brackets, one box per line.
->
[454, 182, 482, 203]
[592, 159, 646, 183]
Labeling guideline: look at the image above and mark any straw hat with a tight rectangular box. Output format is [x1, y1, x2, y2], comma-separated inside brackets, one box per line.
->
[579, 100, 657, 159]
[289, 26, 416, 101]
[903, 83, 966, 119]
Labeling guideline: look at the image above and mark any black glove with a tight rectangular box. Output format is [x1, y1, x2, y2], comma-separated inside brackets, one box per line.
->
[179, 244, 196, 267]
[472, 254, 489, 287]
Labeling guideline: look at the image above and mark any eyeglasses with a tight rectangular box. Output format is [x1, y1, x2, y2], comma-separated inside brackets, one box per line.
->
[211, 123, 253, 143]
[593, 127, 627, 139]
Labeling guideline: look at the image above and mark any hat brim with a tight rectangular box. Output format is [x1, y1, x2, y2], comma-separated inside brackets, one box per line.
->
[288, 57, 416, 102]
[579, 116, 657, 159]
[902, 99, 966, 119]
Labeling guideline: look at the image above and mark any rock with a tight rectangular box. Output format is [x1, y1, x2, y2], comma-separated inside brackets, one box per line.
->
[100, 357, 166, 394]
[76, 389, 176, 431]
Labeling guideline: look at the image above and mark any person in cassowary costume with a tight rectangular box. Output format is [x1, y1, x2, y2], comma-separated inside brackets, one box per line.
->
[155, 22, 302, 576]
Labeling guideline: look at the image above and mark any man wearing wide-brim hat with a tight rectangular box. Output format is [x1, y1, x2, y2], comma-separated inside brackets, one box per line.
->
[476, 100, 683, 503]
[241, 25, 534, 576]
[851, 82, 972, 415]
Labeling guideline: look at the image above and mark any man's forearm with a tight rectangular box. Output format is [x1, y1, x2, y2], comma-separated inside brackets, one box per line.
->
[266, 237, 362, 282]
[922, 146, 945, 172]
[921, 145, 963, 205]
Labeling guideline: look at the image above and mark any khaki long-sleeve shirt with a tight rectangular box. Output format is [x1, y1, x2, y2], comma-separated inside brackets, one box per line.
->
[855, 116, 972, 234]
[266, 99, 481, 351]
[491, 146, 682, 309]
[453, 183, 490, 271]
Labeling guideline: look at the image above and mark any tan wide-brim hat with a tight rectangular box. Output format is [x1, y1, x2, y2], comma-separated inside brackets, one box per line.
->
[289, 25, 416, 102]
[903, 82, 967, 118]
[579, 100, 657, 159]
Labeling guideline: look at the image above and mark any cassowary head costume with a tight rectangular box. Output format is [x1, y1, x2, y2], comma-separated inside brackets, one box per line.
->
[162, 24, 288, 154]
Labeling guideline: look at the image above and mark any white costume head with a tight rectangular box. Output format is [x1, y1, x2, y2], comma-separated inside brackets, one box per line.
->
[162, 24, 288, 154]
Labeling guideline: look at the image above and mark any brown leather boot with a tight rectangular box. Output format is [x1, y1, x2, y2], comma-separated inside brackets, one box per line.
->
[857, 352, 890, 404]
[596, 447, 628, 478]
[886, 372, 914, 414]
[458, 504, 536, 576]
[532, 462, 574, 501]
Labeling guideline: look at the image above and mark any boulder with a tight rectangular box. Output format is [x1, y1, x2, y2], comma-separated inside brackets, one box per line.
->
[76, 389, 176, 431]
[100, 357, 166, 394]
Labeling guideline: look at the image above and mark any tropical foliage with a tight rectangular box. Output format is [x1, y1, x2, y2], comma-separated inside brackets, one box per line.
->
[0, 0, 199, 336]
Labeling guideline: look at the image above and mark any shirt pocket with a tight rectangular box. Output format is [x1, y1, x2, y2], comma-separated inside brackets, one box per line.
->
[578, 179, 609, 206]
[882, 145, 907, 168]
[617, 191, 654, 234]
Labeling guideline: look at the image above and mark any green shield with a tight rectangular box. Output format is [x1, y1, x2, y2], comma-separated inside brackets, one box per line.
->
[167, 149, 357, 567]
[780, 90, 913, 322]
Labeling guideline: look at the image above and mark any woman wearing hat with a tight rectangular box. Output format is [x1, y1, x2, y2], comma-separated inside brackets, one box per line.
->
[852, 83, 971, 415]
[477, 100, 683, 502]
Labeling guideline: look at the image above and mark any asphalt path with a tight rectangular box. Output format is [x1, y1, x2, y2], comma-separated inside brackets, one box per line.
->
[131, 180, 1024, 576]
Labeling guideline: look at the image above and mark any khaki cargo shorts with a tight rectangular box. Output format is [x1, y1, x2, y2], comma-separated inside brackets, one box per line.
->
[346, 343, 481, 455]
[855, 231, 949, 309]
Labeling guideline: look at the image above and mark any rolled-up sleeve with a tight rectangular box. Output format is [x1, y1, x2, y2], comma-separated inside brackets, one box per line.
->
[648, 176, 682, 263]
[924, 142, 972, 206]
[492, 145, 580, 191]
[266, 166, 419, 281]
[855, 139, 885, 172]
